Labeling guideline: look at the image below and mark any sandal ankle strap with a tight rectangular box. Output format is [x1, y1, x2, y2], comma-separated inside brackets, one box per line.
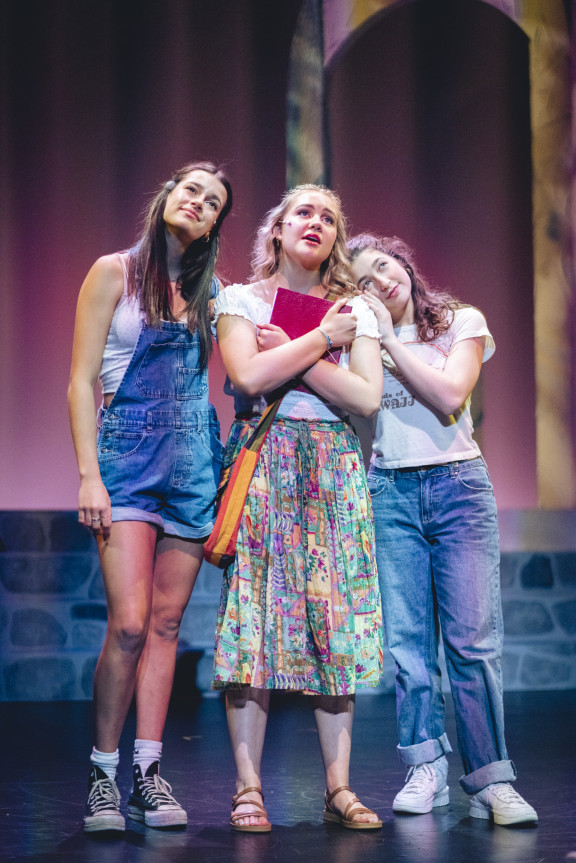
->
[326, 786, 377, 822]
[325, 785, 351, 807]
[232, 786, 265, 806]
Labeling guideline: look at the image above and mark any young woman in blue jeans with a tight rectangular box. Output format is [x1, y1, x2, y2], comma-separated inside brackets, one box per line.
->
[347, 234, 537, 827]
[68, 162, 232, 832]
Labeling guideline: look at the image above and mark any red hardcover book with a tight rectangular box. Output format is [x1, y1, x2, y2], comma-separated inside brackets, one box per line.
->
[269, 287, 352, 394]
[269, 287, 352, 362]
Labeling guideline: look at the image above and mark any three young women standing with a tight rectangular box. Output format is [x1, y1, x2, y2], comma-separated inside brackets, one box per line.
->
[69, 164, 536, 834]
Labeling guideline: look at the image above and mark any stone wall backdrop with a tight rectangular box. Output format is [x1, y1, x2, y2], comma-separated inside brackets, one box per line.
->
[0, 510, 575, 701]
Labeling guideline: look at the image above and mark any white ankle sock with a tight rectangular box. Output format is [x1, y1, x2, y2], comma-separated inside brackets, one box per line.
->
[90, 747, 120, 781]
[133, 739, 162, 775]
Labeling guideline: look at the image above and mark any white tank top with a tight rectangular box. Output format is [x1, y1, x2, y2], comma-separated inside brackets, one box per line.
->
[98, 253, 145, 394]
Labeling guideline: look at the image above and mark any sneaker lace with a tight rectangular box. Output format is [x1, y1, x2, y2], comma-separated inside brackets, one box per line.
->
[403, 763, 436, 795]
[88, 777, 120, 813]
[139, 773, 179, 807]
[487, 783, 523, 804]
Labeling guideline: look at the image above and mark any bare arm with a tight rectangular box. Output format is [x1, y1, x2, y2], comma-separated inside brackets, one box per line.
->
[67, 254, 124, 527]
[298, 335, 383, 417]
[217, 298, 357, 397]
[362, 293, 483, 416]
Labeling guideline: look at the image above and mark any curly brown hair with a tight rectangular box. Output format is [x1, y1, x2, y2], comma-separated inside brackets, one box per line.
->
[346, 234, 461, 342]
[250, 184, 357, 297]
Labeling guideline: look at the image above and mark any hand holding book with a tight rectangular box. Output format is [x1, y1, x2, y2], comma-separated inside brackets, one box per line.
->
[267, 288, 355, 363]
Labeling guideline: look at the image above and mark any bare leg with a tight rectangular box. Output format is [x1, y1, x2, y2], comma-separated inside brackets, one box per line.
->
[135, 535, 204, 741]
[314, 694, 379, 824]
[94, 521, 157, 752]
[226, 688, 271, 827]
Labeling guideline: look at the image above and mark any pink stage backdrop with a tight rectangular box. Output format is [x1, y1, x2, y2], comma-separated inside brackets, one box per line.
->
[1, 0, 538, 510]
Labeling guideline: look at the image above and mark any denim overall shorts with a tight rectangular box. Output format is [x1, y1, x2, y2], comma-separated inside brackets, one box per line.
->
[97, 320, 223, 539]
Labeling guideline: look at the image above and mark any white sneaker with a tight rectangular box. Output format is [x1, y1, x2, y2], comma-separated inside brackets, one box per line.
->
[393, 756, 449, 814]
[469, 782, 538, 826]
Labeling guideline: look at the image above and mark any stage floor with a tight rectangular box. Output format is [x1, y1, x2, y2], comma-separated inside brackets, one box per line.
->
[1, 691, 574, 863]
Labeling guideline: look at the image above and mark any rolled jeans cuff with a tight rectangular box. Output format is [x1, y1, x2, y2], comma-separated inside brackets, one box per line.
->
[397, 733, 453, 767]
[459, 759, 517, 794]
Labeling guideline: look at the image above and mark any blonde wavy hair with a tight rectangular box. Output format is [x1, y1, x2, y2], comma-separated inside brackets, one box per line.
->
[250, 184, 357, 297]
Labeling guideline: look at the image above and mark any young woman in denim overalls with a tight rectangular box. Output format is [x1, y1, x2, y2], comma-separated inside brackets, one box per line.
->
[68, 162, 232, 832]
[348, 234, 537, 827]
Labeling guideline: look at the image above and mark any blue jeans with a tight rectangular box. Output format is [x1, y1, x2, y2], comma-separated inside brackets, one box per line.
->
[368, 457, 516, 794]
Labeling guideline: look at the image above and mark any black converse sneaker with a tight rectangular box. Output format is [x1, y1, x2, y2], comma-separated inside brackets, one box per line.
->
[127, 761, 187, 827]
[84, 765, 125, 832]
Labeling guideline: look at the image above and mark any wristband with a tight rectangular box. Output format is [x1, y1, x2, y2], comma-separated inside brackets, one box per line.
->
[317, 326, 333, 350]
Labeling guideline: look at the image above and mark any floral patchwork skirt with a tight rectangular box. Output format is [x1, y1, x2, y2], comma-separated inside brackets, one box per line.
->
[212, 416, 383, 695]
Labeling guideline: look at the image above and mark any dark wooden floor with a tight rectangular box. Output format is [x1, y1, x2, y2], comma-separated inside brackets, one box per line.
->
[1, 691, 574, 863]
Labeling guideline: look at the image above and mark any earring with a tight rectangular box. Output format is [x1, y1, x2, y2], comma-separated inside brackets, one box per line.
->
[203, 233, 210, 243]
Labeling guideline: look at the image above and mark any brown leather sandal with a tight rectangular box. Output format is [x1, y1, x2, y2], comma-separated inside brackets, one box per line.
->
[230, 786, 271, 833]
[324, 785, 382, 830]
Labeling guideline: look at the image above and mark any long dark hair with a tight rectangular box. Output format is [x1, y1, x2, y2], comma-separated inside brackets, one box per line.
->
[347, 234, 460, 342]
[128, 161, 233, 367]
